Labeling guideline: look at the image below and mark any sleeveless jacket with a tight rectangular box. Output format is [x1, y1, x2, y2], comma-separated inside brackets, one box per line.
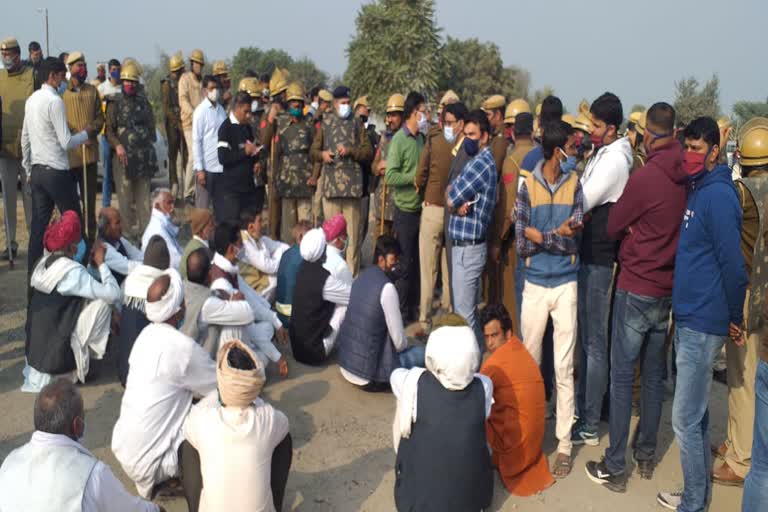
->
[115, 92, 158, 179]
[289, 260, 335, 365]
[395, 373, 493, 512]
[277, 118, 314, 198]
[321, 114, 364, 199]
[337, 266, 395, 383]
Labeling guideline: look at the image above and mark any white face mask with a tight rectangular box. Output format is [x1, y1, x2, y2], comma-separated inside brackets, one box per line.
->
[311, 101, 319, 111]
[417, 112, 429, 134]
[443, 126, 455, 143]
[337, 103, 351, 119]
[207, 89, 220, 103]
[251, 100, 259, 113]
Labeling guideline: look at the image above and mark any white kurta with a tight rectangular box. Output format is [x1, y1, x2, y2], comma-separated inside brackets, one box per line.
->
[141, 209, 183, 270]
[324, 245, 353, 287]
[238, 231, 290, 301]
[112, 323, 217, 498]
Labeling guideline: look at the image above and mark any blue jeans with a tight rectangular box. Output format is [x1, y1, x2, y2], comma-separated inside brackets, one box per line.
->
[101, 135, 113, 207]
[604, 290, 671, 474]
[744, 360, 768, 511]
[451, 242, 487, 344]
[399, 345, 426, 369]
[673, 326, 726, 512]
[576, 264, 613, 432]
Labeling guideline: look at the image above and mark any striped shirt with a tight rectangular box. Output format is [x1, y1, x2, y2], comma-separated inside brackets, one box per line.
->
[447, 146, 497, 242]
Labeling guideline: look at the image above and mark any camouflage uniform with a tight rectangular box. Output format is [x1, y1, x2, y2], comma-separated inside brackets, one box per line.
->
[631, 146, 646, 174]
[161, 75, 187, 193]
[276, 116, 314, 242]
[105, 91, 158, 240]
[260, 110, 291, 239]
[371, 129, 396, 240]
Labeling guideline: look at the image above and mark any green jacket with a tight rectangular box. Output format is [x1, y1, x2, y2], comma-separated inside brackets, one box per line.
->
[385, 128, 424, 212]
[180, 237, 209, 280]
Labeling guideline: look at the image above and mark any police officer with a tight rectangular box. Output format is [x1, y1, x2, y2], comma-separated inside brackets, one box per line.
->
[482, 94, 509, 173]
[309, 88, 334, 223]
[310, 85, 373, 275]
[105, 62, 158, 241]
[161, 53, 187, 200]
[627, 110, 646, 172]
[238, 76, 270, 214]
[501, 98, 531, 149]
[261, 68, 291, 239]
[178, 49, 205, 203]
[212, 60, 232, 106]
[372, 93, 404, 243]
[354, 95, 378, 248]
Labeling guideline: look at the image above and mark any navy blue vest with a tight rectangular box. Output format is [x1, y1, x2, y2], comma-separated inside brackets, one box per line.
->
[337, 266, 395, 383]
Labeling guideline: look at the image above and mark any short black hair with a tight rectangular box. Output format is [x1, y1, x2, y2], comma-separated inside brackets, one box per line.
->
[39, 57, 66, 83]
[514, 112, 534, 137]
[540, 96, 564, 125]
[201, 74, 219, 89]
[213, 222, 241, 256]
[373, 234, 401, 264]
[34, 379, 83, 436]
[646, 102, 676, 133]
[108, 58, 120, 69]
[466, 109, 491, 135]
[28, 41, 41, 51]
[239, 206, 261, 231]
[186, 248, 211, 285]
[57, 52, 68, 62]
[227, 346, 256, 370]
[443, 102, 469, 122]
[542, 120, 573, 160]
[479, 303, 513, 334]
[233, 91, 252, 108]
[683, 117, 720, 149]
[404, 91, 426, 120]
[590, 92, 623, 129]
[309, 85, 322, 99]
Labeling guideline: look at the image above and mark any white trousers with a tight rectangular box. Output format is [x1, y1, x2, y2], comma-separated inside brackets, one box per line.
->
[323, 305, 348, 356]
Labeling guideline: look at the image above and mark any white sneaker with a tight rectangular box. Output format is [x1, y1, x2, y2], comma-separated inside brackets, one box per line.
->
[657, 489, 683, 510]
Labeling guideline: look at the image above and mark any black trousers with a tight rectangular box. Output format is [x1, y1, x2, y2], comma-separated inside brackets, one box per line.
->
[28, 165, 82, 273]
[393, 207, 421, 319]
[179, 433, 293, 512]
[70, 163, 98, 241]
[213, 181, 265, 226]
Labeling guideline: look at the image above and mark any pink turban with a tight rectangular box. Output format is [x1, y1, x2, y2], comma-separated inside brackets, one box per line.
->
[322, 214, 347, 242]
[43, 211, 81, 252]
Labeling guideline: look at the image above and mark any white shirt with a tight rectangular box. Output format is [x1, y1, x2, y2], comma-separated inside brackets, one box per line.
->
[239, 231, 289, 300]
[141, 209, 183, 270]
[104, 237, 143, 278]
[97, 79, 121, 98]
[20, 432, 159, 512]
[323, 245, 353, 286]
[580, 136, 632, 213]
[31, 256, 122, 305]
[192, 98, 227, 173]
[112, 323, 217, 498]
[21, 84, 89, 173]
[184, 393, 289, 512]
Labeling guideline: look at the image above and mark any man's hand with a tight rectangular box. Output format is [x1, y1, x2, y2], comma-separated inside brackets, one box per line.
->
[336, 143, 348, 157]
[115, 144, 128, 167]
[457, 203, 471, 217]
[730, 322, 746, 346]
[231, 291, 245, 301]
[253, 161, 262, 176]
[307, 176, 318, 186]
[83, 138, 94, 147]
[322, 150, 334, 164]
[84, 125, 98, 137]
[92, 240, 107, 266]
[524, 226, 544, 245]
[376, 159, 387, 176]
[276, 326, 289, 345]
[556, 217, 583, 237]
[268, 102, 282, 122]
[244, 140, 260, 156]
[489, 245, 501, 264]
[195, 170, 206, 186]
[277, 356, 289, 377]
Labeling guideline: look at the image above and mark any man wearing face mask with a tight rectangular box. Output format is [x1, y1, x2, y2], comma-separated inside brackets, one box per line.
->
[372, 93, 404, 244]
[23, 41, 44, 90]
[192, 75, 227, 210]
[0, 37, 35, 260]
[239, 76, 270, 212]
[657, 117, 748, 512]
[90, 63, 106, 88]
[0, 379, 163, 511]
[414, 100, 466, 332]
[97, 59, 122, 207]
[212, 61, 232, 107]
[105, 62, 158, 242]
[355, 95, 377, 245]
[22, 57, 95, 273]
[142, 189, 183, 270]
[63, 52, 104, 241]
[178, 49, 205, 204]
[311, 85, 373, 275]
[502, 99, 532, 151]
[386, 91, 427, 322]
[161, 54, 187, 201]
[482, 95, 509, 174]
[309, 88, 334, 223]
[261, 68, 291, 240]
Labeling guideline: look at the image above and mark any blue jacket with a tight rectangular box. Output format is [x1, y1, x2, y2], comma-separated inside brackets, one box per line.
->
[672, 164, 748, 336]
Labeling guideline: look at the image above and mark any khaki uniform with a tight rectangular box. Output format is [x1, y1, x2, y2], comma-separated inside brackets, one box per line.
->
[260, 111, 291, 240]
[106, 92, 158, 240]
[161, 75, 187, 193]
[178, 71, 202, 199]
[485, 129, 510, 304]
[275, 117, 314, 242]
[63, 79, 104, 238]
[311, 113, 373, 275]
[371, 130, 396, 240]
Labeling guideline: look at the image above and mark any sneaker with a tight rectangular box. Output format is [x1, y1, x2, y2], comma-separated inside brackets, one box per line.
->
[585, 459, 626, 493]
[657, 489, 683, 510]
[571, 422, 599, 446]
[632, 453, 656, 480]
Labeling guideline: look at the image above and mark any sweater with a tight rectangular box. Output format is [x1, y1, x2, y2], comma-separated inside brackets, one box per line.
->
[385, 127, 424, 212]
[180, 237, 209, 280]
[217, 115, 258, 193]
[415, 125, 453, 206]
[178, 71, 202, 130]
[0, 66, 34, 159]
[63, 79, 103, 167]
[672, 164, 748, 336]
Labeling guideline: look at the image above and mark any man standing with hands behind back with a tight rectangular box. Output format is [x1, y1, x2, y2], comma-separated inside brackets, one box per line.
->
[178, 49, 205, 204]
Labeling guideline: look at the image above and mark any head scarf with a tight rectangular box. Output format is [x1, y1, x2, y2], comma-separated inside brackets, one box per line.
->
[43, 211, 81, 252]
[425, 325, 480, 391]
[217, 339, 266, 407]
[145, 268, 183, 323]
[300, 228, 326, 262]
[322, 214, 347, 242]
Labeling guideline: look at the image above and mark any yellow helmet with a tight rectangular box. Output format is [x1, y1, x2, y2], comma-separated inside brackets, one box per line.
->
[190, 49, 205, 65]
[535, 103, 542, 117]
[120, 63, 140, 82]
[628, 111, 643, 129]
[238, 77, 261, 97]
[353, 95, 369, 111]
[504, 98, 532, 123]
[561, 114, 576, 129]
[739, 117, 768, 167]
[269, 67, 289, 96]
[574, 112, 593, 134]
[286, 82, 305, 102]
[121, 58, 143, 77]
[212, 60, 229, 77]
[169, 53, 184, 72]
[386, 93, 405, 113]
[635, 111, 647, 134]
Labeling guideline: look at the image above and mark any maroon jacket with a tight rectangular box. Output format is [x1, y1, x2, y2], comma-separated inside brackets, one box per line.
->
[607, 140, 687, 297]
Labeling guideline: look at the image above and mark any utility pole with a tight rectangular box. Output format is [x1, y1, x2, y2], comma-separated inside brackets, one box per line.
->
[36, 8, 49, 56]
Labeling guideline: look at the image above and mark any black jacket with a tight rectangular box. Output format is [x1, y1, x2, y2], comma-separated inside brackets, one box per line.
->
[217, 116, 258, 193]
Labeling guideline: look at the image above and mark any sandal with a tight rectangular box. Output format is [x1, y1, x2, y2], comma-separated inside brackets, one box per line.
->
[552, 453, 572, 479]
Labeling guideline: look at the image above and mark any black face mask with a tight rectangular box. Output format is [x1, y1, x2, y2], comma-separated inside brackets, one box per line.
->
[359, 115, 369, 124]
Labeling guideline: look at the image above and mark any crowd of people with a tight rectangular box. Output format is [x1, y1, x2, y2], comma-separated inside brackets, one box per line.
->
[1, 36, 767, 512]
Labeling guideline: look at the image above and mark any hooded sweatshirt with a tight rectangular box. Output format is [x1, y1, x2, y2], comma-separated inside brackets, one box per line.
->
[607, 140, 687, 297]
[672, 164, 748, 336]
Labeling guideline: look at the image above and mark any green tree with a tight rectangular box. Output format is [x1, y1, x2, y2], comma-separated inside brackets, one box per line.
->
[529, 86, 555, 110]
[290, 57, 329, 91]
[436, 37, 528, 109]
[344, 0, 441, 113]
[733, 98, 768, 125]
[142, 52, 170, 128]
[230, 47, 327, 93]
[673, 74, 721, 127]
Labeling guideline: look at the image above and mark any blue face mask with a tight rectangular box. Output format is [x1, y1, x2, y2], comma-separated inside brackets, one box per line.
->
[56, 80, 67, 95]
[110, 70, 120, 80]
[288, 107, 303, 118]
[443, 126, 456, 144]
[74, 239, 86, 263]
[561, 155, 578, 173]
[464, 137, 480, 156]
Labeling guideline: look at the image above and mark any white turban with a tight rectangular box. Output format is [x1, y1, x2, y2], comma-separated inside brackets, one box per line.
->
[300, 228, 326, 262]
[425, 325, 480, 390]
[145, 268, 184, 323]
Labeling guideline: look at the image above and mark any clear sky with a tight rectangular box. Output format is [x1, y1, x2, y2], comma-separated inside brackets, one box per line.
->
[7, 0, 765, 114]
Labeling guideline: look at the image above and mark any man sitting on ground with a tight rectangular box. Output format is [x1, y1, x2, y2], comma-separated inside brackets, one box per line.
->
[0, 379, 162, 511]
[390, 321, 494, 512]
[289, 228, 352, 365]
[183, 340, 292, 512]
[24, 211, 122, 392]
[479, 303, 554, 496]
[237, 207, 289, 302]
[112, 270, 217, 500]
[142, 188, 183, 270]
[276, 220, 312, 327]
[180, 208, 214, 280]
[322, 213, 353, 286]
[98, 207, 143, 285]
[337, 235, 425, 391]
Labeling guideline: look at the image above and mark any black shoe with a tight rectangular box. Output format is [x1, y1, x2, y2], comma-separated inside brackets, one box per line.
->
[585, 459, 627, 493]
[713, 368, 728, 385]
[2, 241, 17, 260]
[632, 453, 656, 480]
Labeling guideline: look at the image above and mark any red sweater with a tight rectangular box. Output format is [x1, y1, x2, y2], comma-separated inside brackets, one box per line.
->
[607, 141, 687, 297]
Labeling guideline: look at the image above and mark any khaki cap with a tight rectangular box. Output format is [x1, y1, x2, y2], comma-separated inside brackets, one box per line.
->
[269, 67, 289, 96]
[286, 82, 305, 102]
[238, 77, 260, 97]
[504, 98, 532, 123]
[386, 93, 405, 113]
[574, 112, 593, 133]
[353, 95, 369, 110]
[66, 51, 85, 66]
[190, 49, 205, 65]
[481, 94, 506, 112]
[635, 112, 647, 133]
[562, 114, 576, 129]
[628, 111, 643, 126]
[0, 38, 20, 51]
[318, 89, 333, 102]
[212, 60, 228, 77]
[120, 62, 140, 82]
[439, 89, 459, 106]
[169, 53, 184, 72]
[96, 63, 106, 71]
